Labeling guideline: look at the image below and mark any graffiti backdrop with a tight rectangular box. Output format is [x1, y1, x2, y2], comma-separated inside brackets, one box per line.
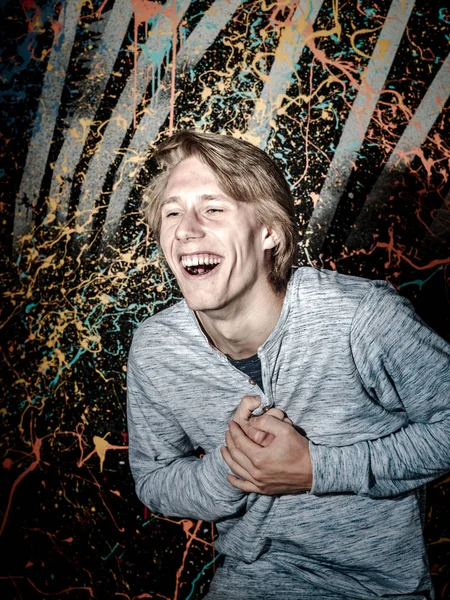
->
[1, 0, 449, 598]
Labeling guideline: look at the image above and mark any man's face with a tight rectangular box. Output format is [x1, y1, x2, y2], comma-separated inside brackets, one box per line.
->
[159, 156, 278, 314]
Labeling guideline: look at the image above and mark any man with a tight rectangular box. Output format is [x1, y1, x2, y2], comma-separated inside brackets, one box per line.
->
[127, 130, 450, 599]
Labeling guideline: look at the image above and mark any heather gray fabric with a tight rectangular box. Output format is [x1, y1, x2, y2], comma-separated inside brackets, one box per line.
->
[127, 267, 450, 599]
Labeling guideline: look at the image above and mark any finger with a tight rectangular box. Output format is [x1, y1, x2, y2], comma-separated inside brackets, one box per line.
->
[221, 445, 255, 482]
[225, 427, 261, 473]
[252, 407, 285, 422]
[233, 395, 261, 424]
[227, 475, 266, 494]
[250, 413, 292, 437]
[245, 425, 275, 447]
[227, 421, 264, 466]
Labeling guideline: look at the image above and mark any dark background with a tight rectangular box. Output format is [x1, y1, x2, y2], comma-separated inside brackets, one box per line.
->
[1, 0, 449, 598]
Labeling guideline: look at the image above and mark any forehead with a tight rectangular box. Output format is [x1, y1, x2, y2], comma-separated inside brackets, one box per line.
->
[162, 156, 231, 202]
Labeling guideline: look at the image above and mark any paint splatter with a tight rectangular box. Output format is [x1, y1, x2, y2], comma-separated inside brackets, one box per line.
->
[1, 0, 449, 597]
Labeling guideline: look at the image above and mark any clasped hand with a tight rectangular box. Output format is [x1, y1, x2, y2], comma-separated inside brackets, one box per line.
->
[220, 395, 313, 495]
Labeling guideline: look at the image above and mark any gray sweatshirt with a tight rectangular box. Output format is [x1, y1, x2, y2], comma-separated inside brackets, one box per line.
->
[127, 267, 450, 599]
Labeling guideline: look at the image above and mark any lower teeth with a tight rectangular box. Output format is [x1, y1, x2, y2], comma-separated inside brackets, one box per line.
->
[186, 264, 216, 275]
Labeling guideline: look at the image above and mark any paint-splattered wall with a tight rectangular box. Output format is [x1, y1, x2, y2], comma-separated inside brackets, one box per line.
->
[1, 0, 449, 598]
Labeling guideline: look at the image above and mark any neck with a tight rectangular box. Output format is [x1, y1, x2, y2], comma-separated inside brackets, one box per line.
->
[195, 281, 286, 359]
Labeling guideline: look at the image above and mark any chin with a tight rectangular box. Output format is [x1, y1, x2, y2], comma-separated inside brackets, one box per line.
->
[183, 297, 220, 313]
[177, 278, 220, 310]
[181, 289, 224, 313]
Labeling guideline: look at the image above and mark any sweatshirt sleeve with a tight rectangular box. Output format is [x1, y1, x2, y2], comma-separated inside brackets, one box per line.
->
[127, 352, 247, 521]
[310, 282, 450, 498]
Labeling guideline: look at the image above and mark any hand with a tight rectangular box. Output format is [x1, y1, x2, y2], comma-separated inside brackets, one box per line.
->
[221, 412, 312, 495]
[231, 395, 292, 447]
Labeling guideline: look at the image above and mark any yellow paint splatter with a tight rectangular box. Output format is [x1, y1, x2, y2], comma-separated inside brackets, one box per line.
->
[349, 25, 384, 60]
[93, 434, 111, 472]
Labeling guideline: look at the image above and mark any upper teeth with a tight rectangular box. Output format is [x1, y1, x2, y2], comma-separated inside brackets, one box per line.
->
[181, 254, 222, 268]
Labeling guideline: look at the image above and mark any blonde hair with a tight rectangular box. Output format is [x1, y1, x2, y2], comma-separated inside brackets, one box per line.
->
[142, 130, 298, 291]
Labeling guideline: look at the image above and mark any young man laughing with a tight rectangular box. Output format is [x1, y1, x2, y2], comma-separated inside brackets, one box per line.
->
[127, 130, 450, 599]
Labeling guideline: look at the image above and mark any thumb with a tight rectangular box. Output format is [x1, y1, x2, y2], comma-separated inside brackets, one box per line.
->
[233, 395, 261, 423]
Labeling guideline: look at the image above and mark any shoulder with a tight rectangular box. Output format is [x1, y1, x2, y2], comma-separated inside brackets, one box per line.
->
[290, 266, 394, 314]
[130, 299, 192, 362]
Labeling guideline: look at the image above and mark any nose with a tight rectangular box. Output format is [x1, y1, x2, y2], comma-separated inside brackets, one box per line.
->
[175, 209, 205, 242]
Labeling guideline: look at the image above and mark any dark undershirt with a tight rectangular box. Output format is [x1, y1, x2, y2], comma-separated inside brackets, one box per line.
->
[227, 353, 264, 393]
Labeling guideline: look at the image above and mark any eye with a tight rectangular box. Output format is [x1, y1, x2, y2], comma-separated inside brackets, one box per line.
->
[164, 210, 181, 218]
[206, 208, 223, 214]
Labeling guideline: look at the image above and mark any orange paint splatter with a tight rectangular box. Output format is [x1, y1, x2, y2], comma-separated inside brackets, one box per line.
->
[132, 0, 164, 24]
[132, 0, 164, 127]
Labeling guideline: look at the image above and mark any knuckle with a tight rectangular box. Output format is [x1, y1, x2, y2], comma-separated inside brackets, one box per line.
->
[269, 408, 283, 420]
[252, 453, 264, 469]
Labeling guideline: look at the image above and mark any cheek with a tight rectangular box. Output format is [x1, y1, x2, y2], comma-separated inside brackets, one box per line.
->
[233, 231, 261, 258]
[159, 228, 174, 254]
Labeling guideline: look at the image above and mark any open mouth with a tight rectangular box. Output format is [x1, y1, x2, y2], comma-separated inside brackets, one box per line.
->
[180, 253, 222, 277]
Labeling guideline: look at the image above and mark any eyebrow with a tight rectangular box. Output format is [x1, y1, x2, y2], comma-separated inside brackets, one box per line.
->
[161, 193, 233, 207]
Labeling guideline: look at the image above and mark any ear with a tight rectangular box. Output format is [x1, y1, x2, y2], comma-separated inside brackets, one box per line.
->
[262, 225, 281, 251]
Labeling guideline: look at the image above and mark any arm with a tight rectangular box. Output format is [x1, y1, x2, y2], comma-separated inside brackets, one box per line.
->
[310, 283, 450, 498]
[127, 353, 247, 521]
[223, 283, 450, 498]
